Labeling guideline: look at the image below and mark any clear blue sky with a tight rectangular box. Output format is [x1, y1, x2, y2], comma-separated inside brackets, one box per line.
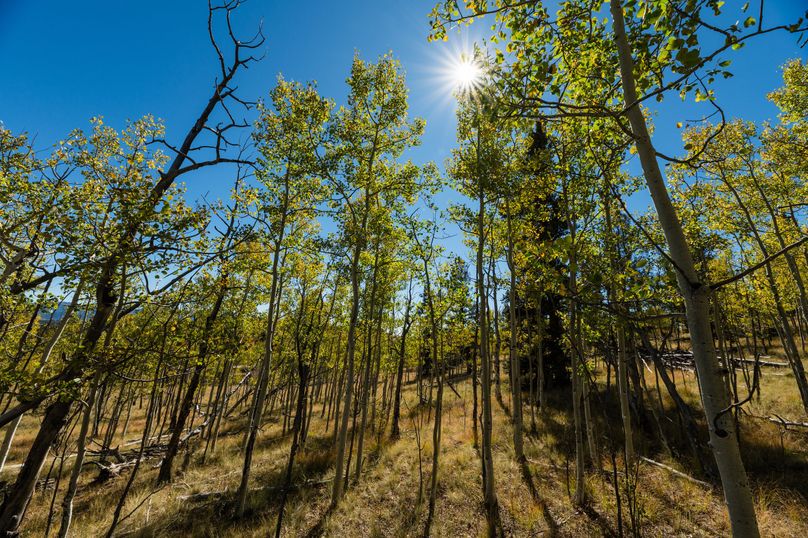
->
[1, 0, 805, 258]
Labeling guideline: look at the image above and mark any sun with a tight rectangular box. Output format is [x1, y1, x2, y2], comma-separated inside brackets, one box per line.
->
[452, 56, 482, 92]
[425, 36, 487, 106]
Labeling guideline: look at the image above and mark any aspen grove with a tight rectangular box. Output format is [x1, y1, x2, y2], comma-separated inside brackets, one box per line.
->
[1, 1, 807, 536]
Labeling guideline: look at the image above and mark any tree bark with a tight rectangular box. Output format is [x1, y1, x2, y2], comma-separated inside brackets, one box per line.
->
[391, 278, 413, 440]
[57, 377, 98, 538]
[504, 198, 525, 462]
[330, 242, 362, 507]
[477, 180, 500, 537]
[609, 2, 759, 535]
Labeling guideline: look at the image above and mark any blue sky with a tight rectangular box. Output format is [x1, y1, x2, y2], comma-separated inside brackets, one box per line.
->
[1, 0, 805, 260]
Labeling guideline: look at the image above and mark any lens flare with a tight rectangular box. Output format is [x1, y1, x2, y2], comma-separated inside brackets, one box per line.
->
[423, 33, 487, 111]
[453, 57, 482, 91]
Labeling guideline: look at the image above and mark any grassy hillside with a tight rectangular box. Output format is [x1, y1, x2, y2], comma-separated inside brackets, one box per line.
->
[8, 360, 808, 537]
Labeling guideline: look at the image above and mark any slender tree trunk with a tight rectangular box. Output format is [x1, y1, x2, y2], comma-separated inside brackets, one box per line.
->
[236, 201, 288, 516]
[275, 362, 309, 538]
[491, 258, 503, 408]
[610, 2, 759, 534]
[568, 221, 587, 506]
[355, 244, 381, 480]
[504, 199, 525, 462]
[423, 258, 442, 537]
[331, 243, 362, 507]
[158, 282, 226, 484]
[603, 189, 634, 464]
[472, 297, 480, 450]
[391, 279, 413, 440]
[105, 349, 165, 538]
[477, 180, 500, 536]
[616, 325, 634, 462]
[0, 416, 23, 476]
[537, 304, 546, 412]
[57, 376, 99, 538]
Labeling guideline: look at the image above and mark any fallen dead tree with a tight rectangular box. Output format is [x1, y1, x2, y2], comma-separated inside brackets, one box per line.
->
[748, 413, 808, 429]
[638, 349, 789, 370]
[640, 457, 712, 488]
[89, 459, 138, 484]
[731, 357, 789, 368]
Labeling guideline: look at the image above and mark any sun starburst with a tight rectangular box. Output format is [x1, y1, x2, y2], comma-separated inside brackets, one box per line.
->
[452, 55, 482, 93]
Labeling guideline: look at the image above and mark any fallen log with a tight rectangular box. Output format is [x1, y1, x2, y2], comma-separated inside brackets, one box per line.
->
[765, 414, 808, 429]
[90, 459, 137, 484]
[640, 350, 790, 371]
[445, 379, 462, 398]
[640, 456, 712, 488]
[730, 358, 789, 368]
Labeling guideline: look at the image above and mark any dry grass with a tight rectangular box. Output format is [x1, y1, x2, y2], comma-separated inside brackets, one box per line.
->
[4, 356, 808, 537]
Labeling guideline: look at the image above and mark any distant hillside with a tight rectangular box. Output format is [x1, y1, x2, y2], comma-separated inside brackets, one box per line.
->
[39, 302, 93, 323]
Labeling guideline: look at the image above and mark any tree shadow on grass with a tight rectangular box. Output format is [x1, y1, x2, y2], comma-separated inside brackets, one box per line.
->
[579, 503, 617, 537]
[740, 418, 808, 500]
[518, 458, 560, 537]
[129, 432, 338, 537]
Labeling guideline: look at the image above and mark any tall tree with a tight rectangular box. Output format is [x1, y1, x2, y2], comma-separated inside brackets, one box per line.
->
[327, 53, 427, 507]
[430, 3, 807, 534]
[235, 77, 332, 516]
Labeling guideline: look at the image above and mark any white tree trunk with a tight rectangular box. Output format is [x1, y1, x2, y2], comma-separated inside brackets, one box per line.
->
[609, 2, 759, 535]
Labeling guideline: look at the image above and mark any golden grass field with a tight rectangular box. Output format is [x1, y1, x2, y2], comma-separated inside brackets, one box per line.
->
[5, 351, 808, 537]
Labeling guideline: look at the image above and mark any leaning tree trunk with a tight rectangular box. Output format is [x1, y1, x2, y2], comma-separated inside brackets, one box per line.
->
[57, 376, 98, 538]
[609, 2, 759, 535]
[720, 173, 808, 411]
[0, 278, 85, 474]
[0, 266, 118, 535]
[750, 174, 808, 326]
[236, 206, 287, 517]
[0, 399, 72, 533]
[275, 361, 309, 538]
[158, 282, 226, 484]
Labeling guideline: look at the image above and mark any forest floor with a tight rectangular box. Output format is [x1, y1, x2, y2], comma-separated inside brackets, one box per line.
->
[6, 354, 808, 537]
